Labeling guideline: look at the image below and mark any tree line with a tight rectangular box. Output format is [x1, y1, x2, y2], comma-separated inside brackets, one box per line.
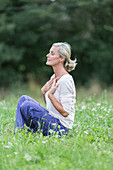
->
[0, 0, 113, 87]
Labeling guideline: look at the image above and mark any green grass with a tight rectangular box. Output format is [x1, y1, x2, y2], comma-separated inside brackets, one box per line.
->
[0, 88, 113, 170]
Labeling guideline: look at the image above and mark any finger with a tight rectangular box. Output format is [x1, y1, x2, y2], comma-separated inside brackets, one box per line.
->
[49, 78, 55, 85]
[55, 84, 59, 89]
[48, 79, 53, 86]
[52, 78, 57, 86]
[56, 84, 59, 88]
[49, 82, 53, 86]
[56, 77, 60, 80]
[51, 77, 55, 82]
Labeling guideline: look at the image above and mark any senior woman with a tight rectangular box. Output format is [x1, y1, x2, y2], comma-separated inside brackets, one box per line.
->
[14, 42, 77, 136]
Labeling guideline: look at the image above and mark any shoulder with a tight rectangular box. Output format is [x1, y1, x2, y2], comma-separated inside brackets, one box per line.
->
[59, 74, 75, 85]
[58, 74, 75, 91]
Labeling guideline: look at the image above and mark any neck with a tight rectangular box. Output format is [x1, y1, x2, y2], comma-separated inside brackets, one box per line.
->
[52, 65, 68, 79]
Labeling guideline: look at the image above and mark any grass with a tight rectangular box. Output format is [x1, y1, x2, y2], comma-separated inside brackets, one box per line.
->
[0, 86, 113, 170]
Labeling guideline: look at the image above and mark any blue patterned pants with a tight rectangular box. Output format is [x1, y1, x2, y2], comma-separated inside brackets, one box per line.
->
[14, 95, 69, 136]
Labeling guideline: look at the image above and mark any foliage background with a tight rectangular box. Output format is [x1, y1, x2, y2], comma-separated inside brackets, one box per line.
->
[0, 0, 113, 88]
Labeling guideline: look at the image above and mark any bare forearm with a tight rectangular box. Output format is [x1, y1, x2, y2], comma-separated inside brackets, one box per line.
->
[48, 92, 69, 117]
[41, 88, 46, 103]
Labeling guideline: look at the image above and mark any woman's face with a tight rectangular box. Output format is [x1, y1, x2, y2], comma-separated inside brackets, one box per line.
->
[46, 45, 61, 66]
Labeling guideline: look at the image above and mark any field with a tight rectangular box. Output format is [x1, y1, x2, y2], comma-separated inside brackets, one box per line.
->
[0, 86, 113, 170]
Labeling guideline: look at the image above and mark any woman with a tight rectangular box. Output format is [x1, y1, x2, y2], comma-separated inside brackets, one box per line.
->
[14, 42, 77, 136]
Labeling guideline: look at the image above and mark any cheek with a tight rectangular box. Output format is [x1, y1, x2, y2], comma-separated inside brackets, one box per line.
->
[53, 58, 61, 65]
[46, 55, 60, 65]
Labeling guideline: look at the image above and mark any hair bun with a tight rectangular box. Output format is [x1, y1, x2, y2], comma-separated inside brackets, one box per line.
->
[65, 58, 77, 72]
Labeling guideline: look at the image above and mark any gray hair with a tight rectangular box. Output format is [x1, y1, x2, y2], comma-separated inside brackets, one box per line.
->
[52, 42, 77, 72]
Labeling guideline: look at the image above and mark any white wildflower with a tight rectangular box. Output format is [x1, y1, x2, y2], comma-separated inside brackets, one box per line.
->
[4, 145, 11, 148]
[0, 101, 6, 105]
[86, 116, 90, 119]
[49, 129, 54, 134]
[14, 152, 18, 155]
[13, 137, 16, 140]
[98, 143, 101, 147]
[73, 124, 77, 127]
[77, 121, 80, 124]
[61, 138, 64, 141]
[108, 109, 111, 113]
[95, 147, 97, 150]
[60, 129, 65, 132]
[8, 142, 13, 146]
[51, 123, 57, 126]
[104, 108, 107, 111]
[42, 140, 48, 144]
[3, 142, 12, 148]
[92, 108, 96, 111]
[24, 154, 32, 161]
[103, 150, 110, 154]
[51, 123, 57, 128]
[97, 103, 101, 106]
[81, 105, 86, 110]
[84, 131, 88, 135]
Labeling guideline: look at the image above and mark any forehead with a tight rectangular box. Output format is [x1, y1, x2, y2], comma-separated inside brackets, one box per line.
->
[50, 45, 59, 53]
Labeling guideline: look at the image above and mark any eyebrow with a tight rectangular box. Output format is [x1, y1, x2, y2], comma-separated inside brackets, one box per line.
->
[49, 50, 55, 53]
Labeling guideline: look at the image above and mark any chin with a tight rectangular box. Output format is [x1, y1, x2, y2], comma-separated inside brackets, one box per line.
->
[46, 62, 52, 66]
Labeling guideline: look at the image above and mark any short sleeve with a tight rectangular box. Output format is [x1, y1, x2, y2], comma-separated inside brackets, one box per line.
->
[59, 78, 76, 116]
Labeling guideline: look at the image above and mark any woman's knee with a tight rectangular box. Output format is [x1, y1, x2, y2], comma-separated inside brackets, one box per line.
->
[20, 101, 32, 123]
[16, 95, 28, 110]
[19, 95, 28, 102]
[20, 100, 30, 113]
[18, 95, 30, 106]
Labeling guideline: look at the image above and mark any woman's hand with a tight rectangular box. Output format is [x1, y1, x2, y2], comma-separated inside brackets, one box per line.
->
[48, 78, 59, 95]
[41, 78, 54, 95]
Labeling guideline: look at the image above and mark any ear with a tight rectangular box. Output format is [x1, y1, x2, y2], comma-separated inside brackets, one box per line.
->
[60, 56, 65, 63]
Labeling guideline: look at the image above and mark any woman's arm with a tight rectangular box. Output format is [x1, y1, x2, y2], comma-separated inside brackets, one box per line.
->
[48, 78, 69, 117]
[41, 89, 46, 103]
[48, 92, 69, 117]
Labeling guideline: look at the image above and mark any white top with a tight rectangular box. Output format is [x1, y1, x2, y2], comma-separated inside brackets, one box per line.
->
[45, 74, 76, 129]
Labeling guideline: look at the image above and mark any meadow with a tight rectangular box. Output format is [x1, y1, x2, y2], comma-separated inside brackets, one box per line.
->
[0, 86, 113, 170]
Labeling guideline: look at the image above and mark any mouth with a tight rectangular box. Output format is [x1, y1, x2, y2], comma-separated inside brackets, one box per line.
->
[47, 59, 50, 61]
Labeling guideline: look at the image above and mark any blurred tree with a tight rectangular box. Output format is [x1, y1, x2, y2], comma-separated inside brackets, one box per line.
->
[0, 0, 113, 87]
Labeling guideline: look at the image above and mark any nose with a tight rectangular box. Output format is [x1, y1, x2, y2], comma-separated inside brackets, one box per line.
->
[46, 53, 49, 57]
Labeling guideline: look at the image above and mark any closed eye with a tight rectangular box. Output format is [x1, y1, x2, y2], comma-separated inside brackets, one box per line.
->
[51, 52, 54, 55]
[50, 50, 55, 55]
